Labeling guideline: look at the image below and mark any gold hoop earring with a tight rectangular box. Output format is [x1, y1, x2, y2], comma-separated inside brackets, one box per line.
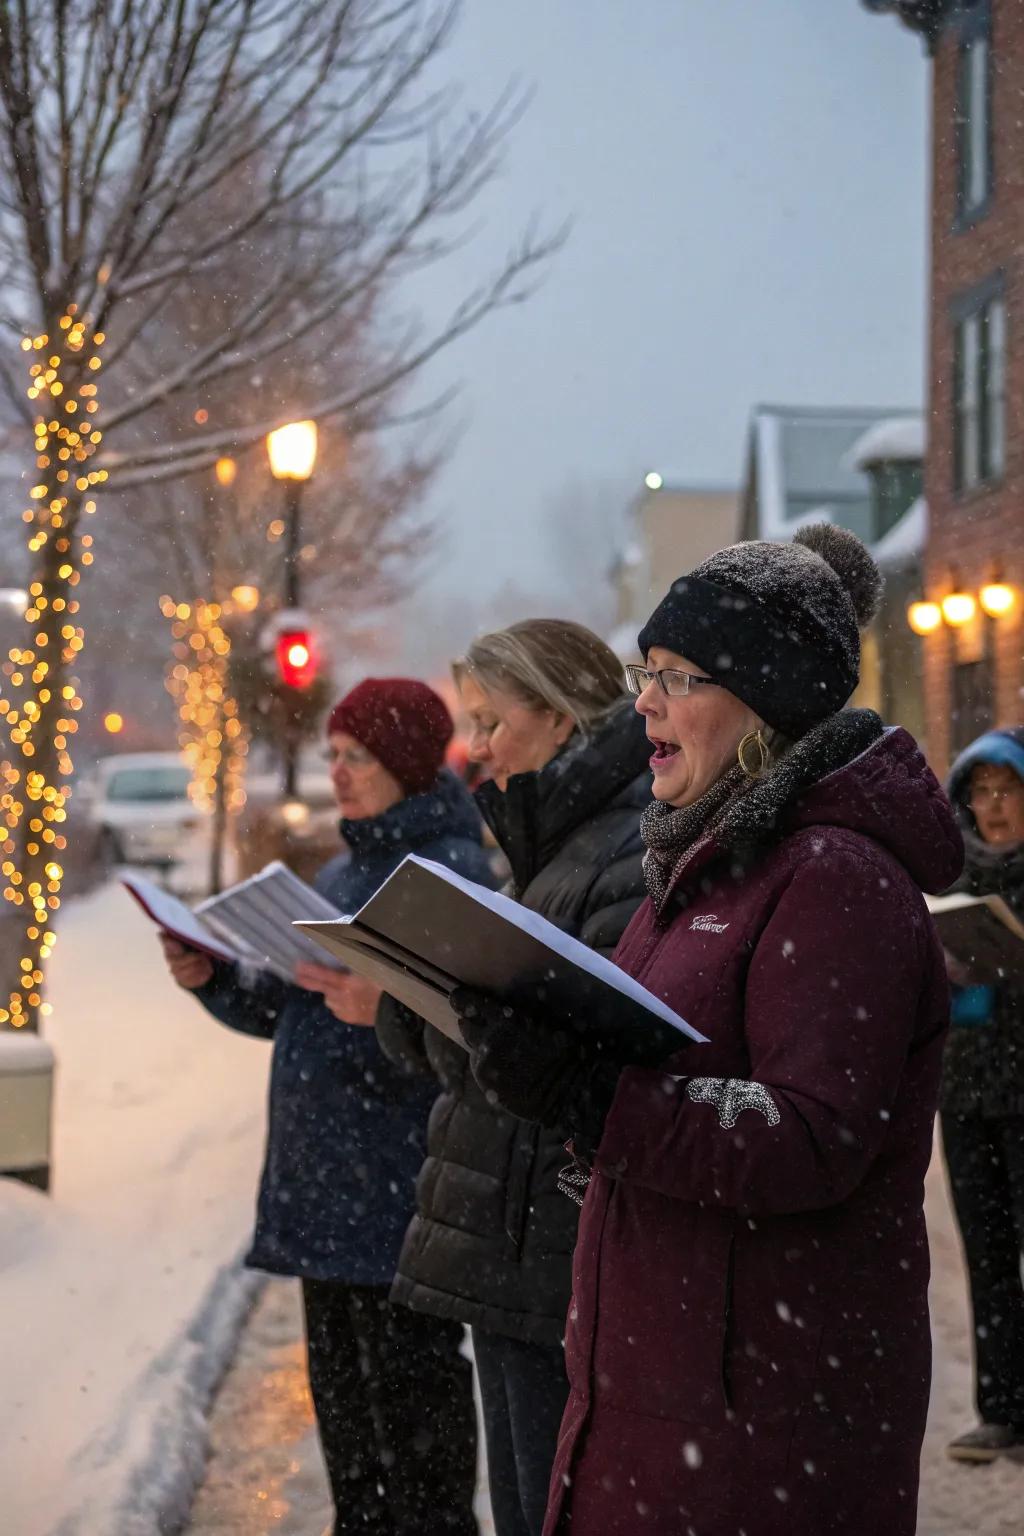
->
[737, 729, 770, 779]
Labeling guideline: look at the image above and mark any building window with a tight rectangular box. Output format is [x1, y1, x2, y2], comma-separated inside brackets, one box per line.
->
[871, 461, 924, 541]
[953, 284, 1006, 493]
[951, 655, 994, 755]
[957, 2, 992, 221]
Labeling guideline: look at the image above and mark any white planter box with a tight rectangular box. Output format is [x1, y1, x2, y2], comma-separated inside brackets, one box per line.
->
[0, 1031, 54, 1181]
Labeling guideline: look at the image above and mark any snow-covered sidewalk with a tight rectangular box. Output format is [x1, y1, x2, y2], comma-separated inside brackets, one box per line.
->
[0, 881, 272, 1536]
[3, 881, 1023, 1534]
[918, 1149, 1024, 1532]
[183, 1157, 1024, 1536]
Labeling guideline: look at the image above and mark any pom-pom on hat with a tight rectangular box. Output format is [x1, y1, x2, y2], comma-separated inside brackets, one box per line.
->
[327, 677, 454, 794]
[637, 523, 883, 738]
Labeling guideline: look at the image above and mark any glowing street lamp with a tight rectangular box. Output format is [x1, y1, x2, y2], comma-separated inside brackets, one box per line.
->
[266, 422, 319, 796]
[214, 456, 237, 488]
[267, 420, 318, 482]
[266, 420, 318, 610]
[103, 712, 124, 735]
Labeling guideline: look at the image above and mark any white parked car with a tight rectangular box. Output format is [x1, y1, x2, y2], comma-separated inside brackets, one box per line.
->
[84, 753, 205, 873]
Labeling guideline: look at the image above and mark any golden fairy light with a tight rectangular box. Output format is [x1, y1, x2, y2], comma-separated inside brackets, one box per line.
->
[0, 309, 106, 1029]
[160, 596, 249, 819]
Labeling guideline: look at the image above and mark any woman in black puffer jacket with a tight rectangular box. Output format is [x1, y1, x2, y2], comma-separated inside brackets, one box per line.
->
[377, 620, 649, 1536]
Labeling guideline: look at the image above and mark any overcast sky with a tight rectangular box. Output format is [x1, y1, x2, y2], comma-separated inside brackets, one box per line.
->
[394, 1, 928, 656]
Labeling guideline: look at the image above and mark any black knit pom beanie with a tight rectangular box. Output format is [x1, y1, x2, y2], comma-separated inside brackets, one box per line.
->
[637, 524, 883, 738]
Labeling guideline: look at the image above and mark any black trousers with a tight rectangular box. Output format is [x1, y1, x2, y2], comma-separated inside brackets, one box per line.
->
[472, 1328, 568, 1536]
[302, 1279, 478, 1536]
[942, 1112, 1024, 1430]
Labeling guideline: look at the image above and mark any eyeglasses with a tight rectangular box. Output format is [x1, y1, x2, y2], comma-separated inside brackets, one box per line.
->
[625, 663, 721, 698]
[323, 744, 378, 770]
[969, 782, 1024, 808]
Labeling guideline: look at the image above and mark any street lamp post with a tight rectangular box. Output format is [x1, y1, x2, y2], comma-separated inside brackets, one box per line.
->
[266, 421, 318, 795]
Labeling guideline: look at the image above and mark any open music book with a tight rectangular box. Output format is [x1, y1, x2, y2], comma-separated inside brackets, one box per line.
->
[295, 853, 702, 1052]
[926, 890, 1024, 985]
[123, 861, 346, 982]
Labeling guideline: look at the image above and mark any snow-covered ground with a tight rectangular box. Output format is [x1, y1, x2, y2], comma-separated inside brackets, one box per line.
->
[918, 1151, 1024, 1532]
[184, 1164, 1024, 1536]
[0, 881, 271, 1536]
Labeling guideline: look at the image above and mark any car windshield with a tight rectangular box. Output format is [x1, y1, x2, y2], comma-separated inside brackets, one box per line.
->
[105, 766, 191, 803]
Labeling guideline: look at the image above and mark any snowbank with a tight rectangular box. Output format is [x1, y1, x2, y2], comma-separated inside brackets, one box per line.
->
[0, 882, 271, 1535]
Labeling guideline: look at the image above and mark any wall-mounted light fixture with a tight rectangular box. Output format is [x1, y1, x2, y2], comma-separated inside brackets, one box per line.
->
[940, 590, 977, 627]
[907, 601, 942, 636]
[979, 581, 1016, 618]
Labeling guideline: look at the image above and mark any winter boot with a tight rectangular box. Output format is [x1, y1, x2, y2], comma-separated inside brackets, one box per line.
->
[946, 1423, 1023, 1463]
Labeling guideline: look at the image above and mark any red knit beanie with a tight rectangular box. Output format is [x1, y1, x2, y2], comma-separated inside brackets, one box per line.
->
[326, 678, 454, 794]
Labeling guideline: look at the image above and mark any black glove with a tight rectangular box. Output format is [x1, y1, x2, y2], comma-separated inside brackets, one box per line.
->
[451, 985, 624, 1141]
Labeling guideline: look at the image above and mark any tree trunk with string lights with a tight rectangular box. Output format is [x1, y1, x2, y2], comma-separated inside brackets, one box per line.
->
[1, 312, 105, 1030]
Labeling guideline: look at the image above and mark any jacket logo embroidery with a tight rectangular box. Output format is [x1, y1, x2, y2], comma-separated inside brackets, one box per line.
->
[685, 1077, 781, 1129]
[689, 914, 730, 933]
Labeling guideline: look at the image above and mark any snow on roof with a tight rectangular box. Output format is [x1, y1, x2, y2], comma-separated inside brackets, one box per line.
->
[749, 405, 910, 544]
[871, 495, 928, 568]
[846, 416, 925, 472]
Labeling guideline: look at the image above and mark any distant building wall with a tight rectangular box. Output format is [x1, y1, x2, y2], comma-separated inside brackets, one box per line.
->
[922, 0, 1024, 770]
[638, 486, 740, 607]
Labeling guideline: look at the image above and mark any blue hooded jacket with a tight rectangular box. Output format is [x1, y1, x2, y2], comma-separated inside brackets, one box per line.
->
[193, 771, 496, 1283]
[942, 727, 1024, 1112]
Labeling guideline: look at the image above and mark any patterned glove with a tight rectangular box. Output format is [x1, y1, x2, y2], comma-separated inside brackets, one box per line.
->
[451, 986, 623, 1141]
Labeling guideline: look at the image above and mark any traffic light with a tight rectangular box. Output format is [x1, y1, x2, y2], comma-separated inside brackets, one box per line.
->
[274, 626, 318, 689]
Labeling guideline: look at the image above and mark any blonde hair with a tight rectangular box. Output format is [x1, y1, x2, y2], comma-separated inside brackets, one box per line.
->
[453, 619, 626, 733]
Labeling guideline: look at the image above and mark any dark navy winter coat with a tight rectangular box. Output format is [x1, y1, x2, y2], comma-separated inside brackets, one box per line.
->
[192, 772, 496, 1286]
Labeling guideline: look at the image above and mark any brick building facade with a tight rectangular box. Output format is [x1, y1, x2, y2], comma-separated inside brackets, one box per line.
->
[868, 0, 1023, 771]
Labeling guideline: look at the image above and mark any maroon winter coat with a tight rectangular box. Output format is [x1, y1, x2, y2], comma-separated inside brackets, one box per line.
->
[544, 723, 963, 1536]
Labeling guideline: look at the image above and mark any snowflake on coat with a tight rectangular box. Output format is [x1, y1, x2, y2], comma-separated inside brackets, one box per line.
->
[685, 1076, 781, 1129]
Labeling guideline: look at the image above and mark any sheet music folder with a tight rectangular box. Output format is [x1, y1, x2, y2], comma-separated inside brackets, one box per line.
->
[296, 853, 703, 1053]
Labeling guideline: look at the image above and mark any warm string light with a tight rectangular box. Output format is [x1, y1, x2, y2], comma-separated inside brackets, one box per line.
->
[0, 309, 106, 1029]
[160, 597, 249, 818]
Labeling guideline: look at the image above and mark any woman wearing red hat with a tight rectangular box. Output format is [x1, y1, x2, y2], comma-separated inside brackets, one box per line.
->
[160, 677, 495, 1536]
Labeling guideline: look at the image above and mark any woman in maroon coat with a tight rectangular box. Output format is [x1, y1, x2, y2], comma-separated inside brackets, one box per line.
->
[452, 525, 964, 1536]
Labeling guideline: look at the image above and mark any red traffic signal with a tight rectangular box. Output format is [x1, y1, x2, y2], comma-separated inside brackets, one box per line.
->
[275, 627, 318, 689]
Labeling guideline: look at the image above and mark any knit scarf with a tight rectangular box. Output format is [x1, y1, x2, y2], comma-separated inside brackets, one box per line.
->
[640, 708, 886, 916]
[958, 831, 1024, 918]
[641, 763, 747, 914]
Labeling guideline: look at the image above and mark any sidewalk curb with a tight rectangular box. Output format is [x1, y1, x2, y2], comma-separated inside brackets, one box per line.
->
[53, 1252, 265, 1536]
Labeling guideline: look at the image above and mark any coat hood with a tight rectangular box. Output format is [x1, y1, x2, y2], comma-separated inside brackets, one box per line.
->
[783, 722, 963, 894]
[340, 767, 483, 855]
[667, 710, 963, 901]
[943, 727, 1024, 910]
[947, 726, 1024, 821]
[476, 697, 651, 893]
